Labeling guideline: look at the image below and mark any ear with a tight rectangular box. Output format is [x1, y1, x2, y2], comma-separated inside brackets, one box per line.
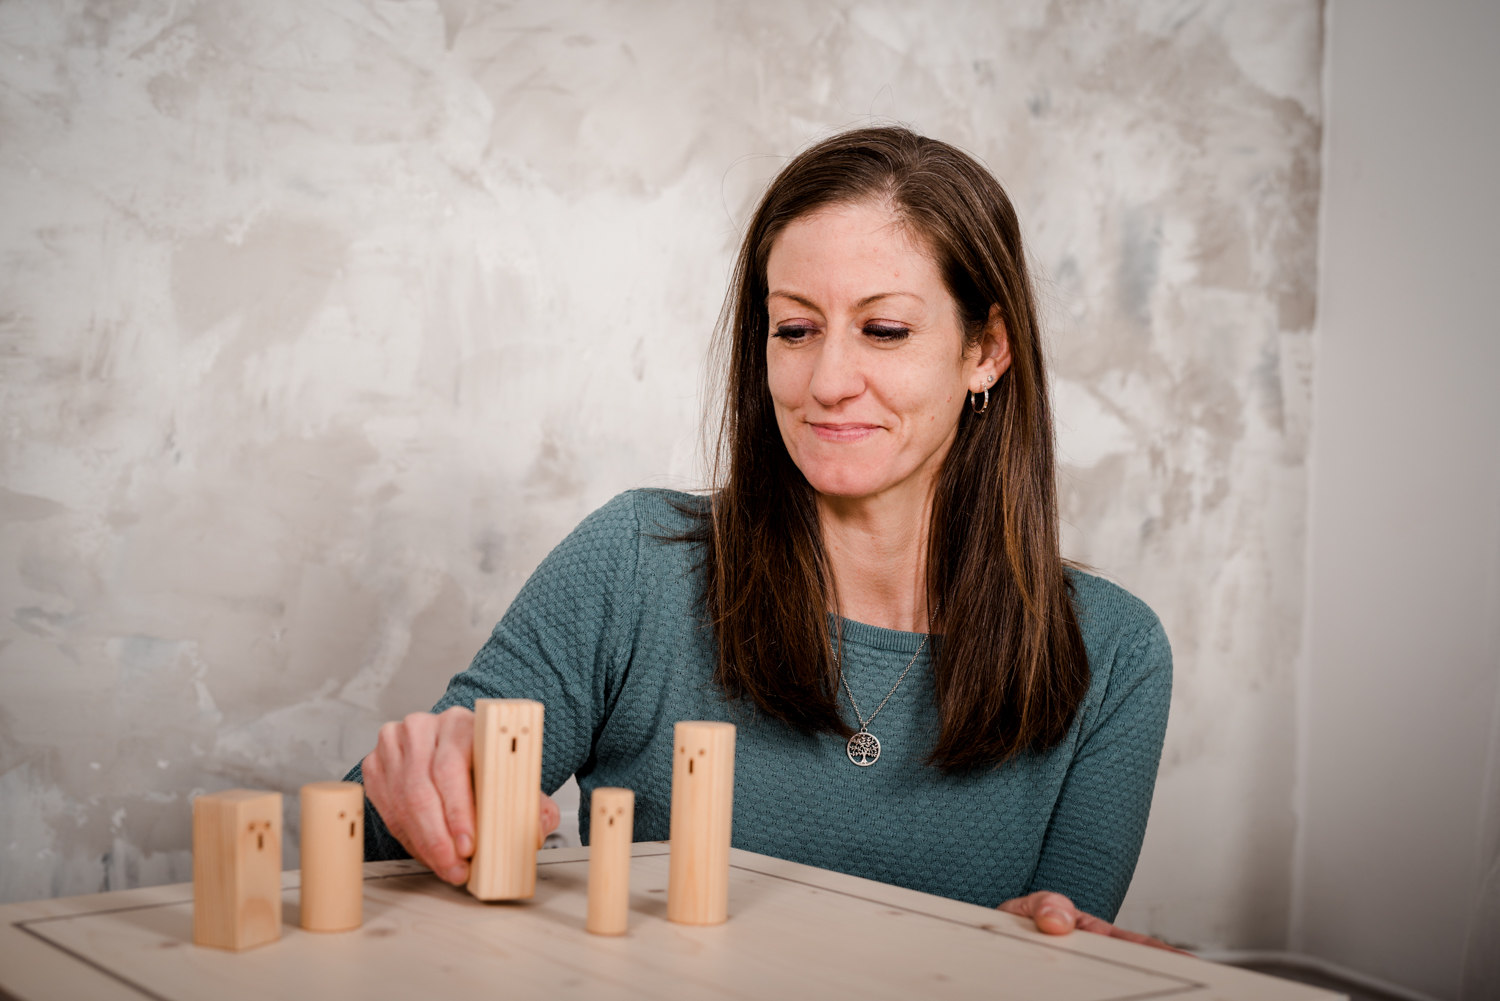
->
[969, 304, 1012, 394]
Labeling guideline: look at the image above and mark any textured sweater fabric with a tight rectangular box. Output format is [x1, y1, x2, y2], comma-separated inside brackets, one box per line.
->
[349, 489, 1171, 921]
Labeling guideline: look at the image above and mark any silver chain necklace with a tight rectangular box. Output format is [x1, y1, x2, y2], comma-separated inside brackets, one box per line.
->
[838, 634, 927, 767]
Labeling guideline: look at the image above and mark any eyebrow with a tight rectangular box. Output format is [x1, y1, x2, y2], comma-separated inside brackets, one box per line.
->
[766, 290, 922, 310]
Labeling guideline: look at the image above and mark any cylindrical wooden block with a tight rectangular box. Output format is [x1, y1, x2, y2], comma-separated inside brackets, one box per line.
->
[586, 787, 635, 936]
[468, 698, 545, 901]
[192, 789, 283, 951]
[667, 721, 735, 926]
[299, 781, 364, 932]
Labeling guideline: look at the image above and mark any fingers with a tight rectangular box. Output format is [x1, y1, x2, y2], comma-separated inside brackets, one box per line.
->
[1073, 910, 1187, 953]
[365, 709, 566, 875]
[1104, 924, 1193, 955]
[432, 707, 477, 860]
[362, 722, 406, 841]
[1075, 911, 1116, 935]
[540, 792, 560, 841]
[997, 892, 1189, 954]
[365, 711, 471, 885]
[398, 712, 471, 883]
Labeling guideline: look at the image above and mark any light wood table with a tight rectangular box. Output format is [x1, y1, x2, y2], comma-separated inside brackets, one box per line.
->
[0, 843, 1340, 1000]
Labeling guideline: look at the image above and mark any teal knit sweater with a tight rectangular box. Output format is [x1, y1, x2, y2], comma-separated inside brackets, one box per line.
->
[350, 489, 1171, 920]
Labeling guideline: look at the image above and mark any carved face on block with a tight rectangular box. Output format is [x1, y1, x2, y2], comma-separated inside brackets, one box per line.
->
[243, 818, 275, 854]
[498, 722, 532, 755]
[678, 742, 710, 776]
[596, 801, 629, 829]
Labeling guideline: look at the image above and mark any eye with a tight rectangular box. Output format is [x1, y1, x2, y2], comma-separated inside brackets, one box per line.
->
[863, 323, 910, 342]
[772, 323, 816, 341]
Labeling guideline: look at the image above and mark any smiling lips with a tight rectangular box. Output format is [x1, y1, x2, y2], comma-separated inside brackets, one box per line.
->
[809, 422, 882, 443]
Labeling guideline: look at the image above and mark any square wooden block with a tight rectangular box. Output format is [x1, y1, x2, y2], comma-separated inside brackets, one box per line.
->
[192, 789, 283, 951]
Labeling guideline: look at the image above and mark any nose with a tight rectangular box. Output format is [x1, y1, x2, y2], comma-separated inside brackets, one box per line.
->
[808, 328, 864, 409]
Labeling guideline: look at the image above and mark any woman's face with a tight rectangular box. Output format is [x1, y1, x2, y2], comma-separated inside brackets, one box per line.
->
[765, 200, 1009, 505]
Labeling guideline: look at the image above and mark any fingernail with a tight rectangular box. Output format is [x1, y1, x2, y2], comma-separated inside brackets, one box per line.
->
[456, 834, 473, 856]
[1038, 907, 1074, 929]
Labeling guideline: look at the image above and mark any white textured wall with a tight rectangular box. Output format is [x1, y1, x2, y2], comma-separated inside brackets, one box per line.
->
[1296, 2, 1500, 998]
[0, 0, 1321, 951]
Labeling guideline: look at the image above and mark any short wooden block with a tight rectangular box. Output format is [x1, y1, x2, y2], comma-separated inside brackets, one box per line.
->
[192, 789, 282, 951]
[585, 788, 635, 936]
[299, 781, 364, 932]
[468, 698, 544, 901]
[667, 721, 735, 926]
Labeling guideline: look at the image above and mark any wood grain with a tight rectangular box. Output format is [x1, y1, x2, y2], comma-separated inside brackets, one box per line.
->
[467, 698, 544, 901]
[667, 721, 735, 925]
[191, 789, 282, 951]
[298, 782, 364, 932]
[585, 787, 634, 935]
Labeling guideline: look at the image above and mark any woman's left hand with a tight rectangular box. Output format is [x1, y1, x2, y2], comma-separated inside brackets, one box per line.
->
[997, 892, 1190, 954]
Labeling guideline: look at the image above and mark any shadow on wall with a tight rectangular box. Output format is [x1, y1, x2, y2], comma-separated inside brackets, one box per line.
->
[1460, 851, 1499, 999]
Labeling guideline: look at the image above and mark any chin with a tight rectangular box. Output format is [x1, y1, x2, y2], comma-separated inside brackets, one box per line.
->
[797, 462, 891, 500]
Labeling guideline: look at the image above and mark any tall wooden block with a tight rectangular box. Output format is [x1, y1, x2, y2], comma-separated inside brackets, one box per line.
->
[192, 789, 283, 951]
[468, 698, 544, 901]
[667, 721, 735, 926]
[585, 787, 635, 936]
[299, 781, 364, 932]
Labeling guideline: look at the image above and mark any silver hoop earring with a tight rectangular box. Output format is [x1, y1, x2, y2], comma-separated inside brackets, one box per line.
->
[969, 387, 990, 415]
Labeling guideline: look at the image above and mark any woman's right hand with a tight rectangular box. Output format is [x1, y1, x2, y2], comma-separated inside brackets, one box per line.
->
[361, 705, 560, 885]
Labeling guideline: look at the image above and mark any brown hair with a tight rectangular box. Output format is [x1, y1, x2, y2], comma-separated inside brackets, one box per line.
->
[692, 125, 1088, 772]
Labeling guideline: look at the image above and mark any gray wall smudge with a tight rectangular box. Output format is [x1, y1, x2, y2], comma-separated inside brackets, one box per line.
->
[0, 0, 1320, 951]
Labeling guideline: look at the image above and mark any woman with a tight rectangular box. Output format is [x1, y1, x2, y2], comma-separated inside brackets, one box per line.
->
[352, 127, 1174, 950]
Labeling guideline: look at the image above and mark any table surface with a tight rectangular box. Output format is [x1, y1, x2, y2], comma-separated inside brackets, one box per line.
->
[0, 843, 1341, 1001]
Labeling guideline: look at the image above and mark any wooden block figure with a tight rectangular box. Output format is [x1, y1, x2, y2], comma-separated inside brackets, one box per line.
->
[299, 781, 364, 932]
[667, 721, 736, 926]
[192, 789, 283, 951]
[585, 787, 635, 935]
[468, 698, 545, 901]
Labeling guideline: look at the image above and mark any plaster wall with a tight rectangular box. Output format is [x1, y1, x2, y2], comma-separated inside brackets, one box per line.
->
[0, 0, 1321, 951]
[1295, 2, 1500, 997]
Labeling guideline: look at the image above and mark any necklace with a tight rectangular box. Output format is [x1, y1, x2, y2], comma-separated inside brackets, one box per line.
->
[838, 634, 927, 767]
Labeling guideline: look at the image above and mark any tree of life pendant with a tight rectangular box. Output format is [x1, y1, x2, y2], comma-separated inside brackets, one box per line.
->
[847, 729, 881, 766]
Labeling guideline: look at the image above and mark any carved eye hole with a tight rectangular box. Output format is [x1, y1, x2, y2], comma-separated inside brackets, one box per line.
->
[521, 727, 530, 735]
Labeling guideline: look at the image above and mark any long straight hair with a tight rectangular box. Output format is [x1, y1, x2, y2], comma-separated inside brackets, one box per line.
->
[692, 126, 1089, 772]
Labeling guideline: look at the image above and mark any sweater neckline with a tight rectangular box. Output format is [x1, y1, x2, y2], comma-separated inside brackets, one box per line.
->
[832, 615, 932, 655]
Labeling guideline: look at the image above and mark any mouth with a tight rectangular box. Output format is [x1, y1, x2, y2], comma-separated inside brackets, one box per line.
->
[808, 422, 882, 443]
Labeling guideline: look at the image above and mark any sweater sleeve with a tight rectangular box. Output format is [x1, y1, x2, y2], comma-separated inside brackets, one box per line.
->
[1023, 617, 1172, 920]
[347, 492, 646, 861]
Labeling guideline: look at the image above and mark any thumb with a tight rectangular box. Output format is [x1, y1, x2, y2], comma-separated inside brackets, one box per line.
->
[999, 891, 1079, 936]
[537, 791, 561, 848]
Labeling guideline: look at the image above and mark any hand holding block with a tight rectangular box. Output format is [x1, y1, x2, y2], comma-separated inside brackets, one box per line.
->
[299, 781, 364, 932]
[667, 721, 735, 926]
[192, 789, 282, 951]
[468, 698, 544, 901]
[586, 787, 635, 936]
